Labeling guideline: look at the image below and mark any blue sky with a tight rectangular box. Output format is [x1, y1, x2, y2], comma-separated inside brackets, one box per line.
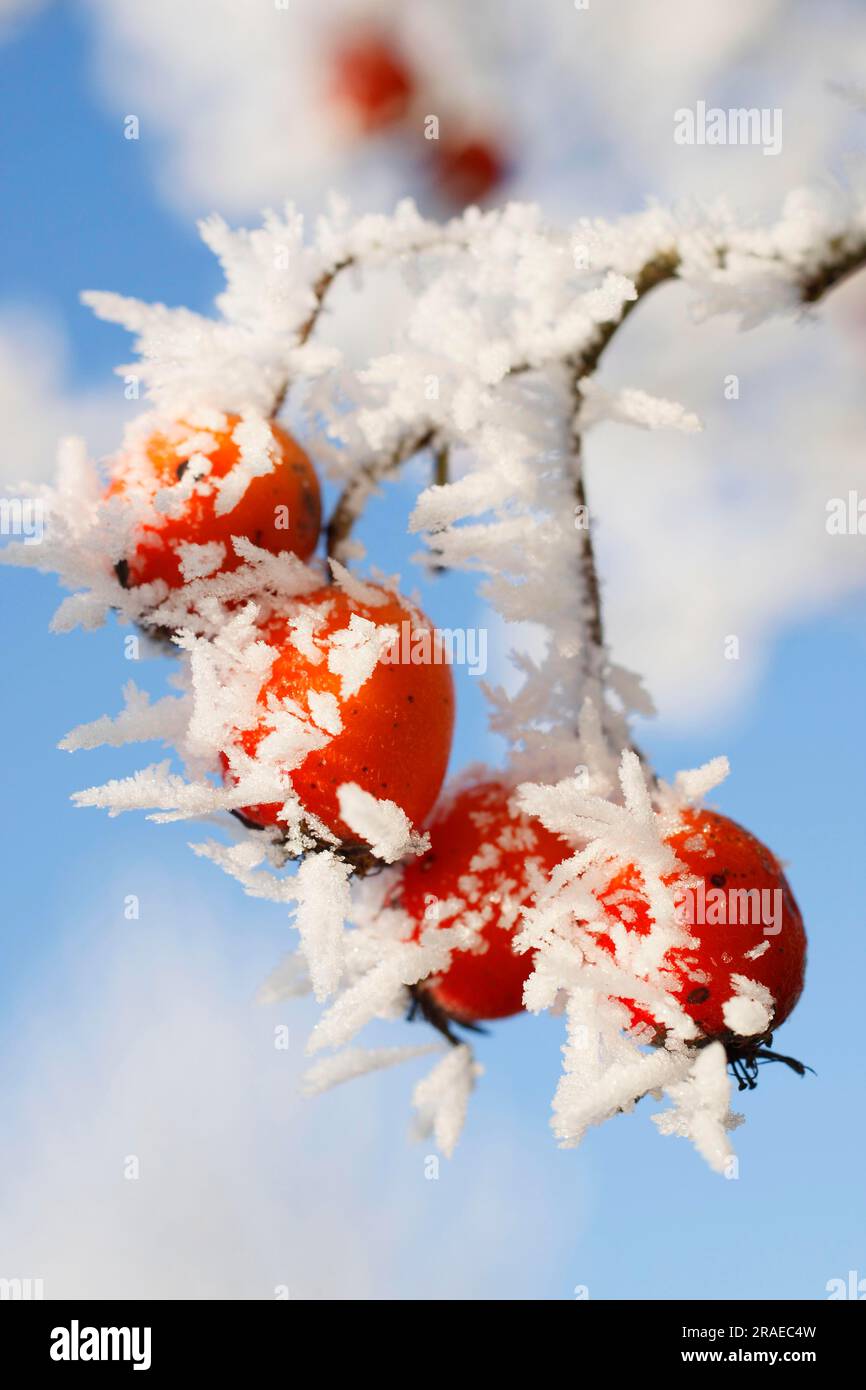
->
[0, 3, 864, 1300]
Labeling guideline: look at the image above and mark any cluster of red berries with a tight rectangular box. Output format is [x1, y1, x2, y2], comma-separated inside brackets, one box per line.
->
[327, 24, 507, 208]
[108, 415, 455, 843]
[109, 414, 806, 1074]
[394, 786, 806, 1080]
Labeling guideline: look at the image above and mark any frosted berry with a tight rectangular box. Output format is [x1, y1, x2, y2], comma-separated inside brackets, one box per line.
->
[393, 780, 568, 1023]
[222, 584, 454, 843]
[107, 416, 321, 590]
[591, 809, 807, 1070]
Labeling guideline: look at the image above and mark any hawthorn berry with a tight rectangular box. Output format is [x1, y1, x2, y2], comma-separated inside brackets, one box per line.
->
[591, 809, 807, 1059]
[328, 30, 414, 134]
[429, 134, 507, 208]
[394, 780, 569, 1024]
[222, 584, 454, 842]
[107, 416, 321, 590]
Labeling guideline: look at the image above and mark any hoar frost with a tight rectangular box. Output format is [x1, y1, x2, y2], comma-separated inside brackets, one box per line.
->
[0, 188, 837, 1168]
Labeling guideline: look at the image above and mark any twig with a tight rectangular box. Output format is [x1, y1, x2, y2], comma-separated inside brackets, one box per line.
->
[326, 427, 435, 564]
[798, 237, 866, 302]
[565, 257, 681, 691]
[433, 444, 450, 488]
[562, 236, 866, 719]
[297, 259, 354, 346]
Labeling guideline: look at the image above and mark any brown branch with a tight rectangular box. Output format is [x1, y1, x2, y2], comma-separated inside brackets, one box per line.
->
[297, 259, 354, 346]
[577, 250, 683, 380]
[572, 463, 604, 651]
[565, 235, 866, 676]
[566, 253, 681, 671]
[326, 427, 435, 564]
[798, 237, 866, 303]
[293, 227, 474, 361]
[433, 444, 450, 488]
[315, 231, 866, 691]
[278, 228, 866, 416]
[303, 226, 866, 751]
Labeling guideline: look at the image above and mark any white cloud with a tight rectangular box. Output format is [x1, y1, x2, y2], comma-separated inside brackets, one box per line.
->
[0, 867, 575, 1298]
[0, 309, 127, 484]
[590, 278, 866, 727]
[0, 0, 47, 43]
[83, 0, 365, 217]
[79, 0, 866, 219]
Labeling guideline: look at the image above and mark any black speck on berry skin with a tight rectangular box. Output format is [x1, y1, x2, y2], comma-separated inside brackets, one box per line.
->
[176, 460, 189, 481]
[687, 986, 711, 1005]
[710, 873, 726, 888]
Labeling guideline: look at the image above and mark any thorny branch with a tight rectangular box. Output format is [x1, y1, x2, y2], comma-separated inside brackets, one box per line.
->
[566, 255, 681, 705]
[326, 427, 435, 563]
[312, 227, 866, 762]
[286, 218, 866, 573]
[279, 229, 866, 1041]
[314, 234, 866, 652]
[298, 259, 354, 346]
[271, 261, 353, 415]
[798, 236, 866, 302]
[560, 237, 866, 671]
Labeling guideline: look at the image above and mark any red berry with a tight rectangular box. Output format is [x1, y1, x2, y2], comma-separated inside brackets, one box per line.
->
[394, 780, 569, 1022]
[107, 416, 321, 589]
[328, 31, 414, 133]
[222, 585, 454, 841]
[430, 135, 507, 207]
[591, 810, 806, 1044]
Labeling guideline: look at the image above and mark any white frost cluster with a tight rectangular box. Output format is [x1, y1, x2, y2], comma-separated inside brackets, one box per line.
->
[1, 189, 834, 1166]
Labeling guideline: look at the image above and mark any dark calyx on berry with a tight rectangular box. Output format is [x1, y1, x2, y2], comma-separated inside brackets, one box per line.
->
[697, 1030, 814, 1091]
